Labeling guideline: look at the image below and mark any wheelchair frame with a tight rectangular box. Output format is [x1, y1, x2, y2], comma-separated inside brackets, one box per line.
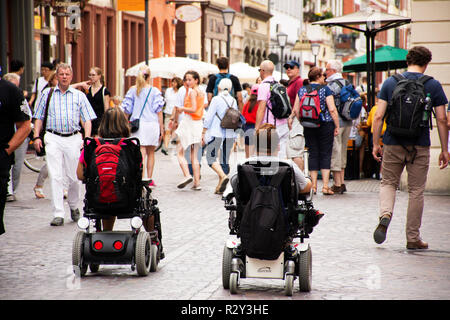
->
[72, 136, 163, 277]
[221, 160, 316, 295]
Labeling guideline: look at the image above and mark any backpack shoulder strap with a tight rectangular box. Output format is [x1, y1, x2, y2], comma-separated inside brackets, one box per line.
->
[392, 74, 404, 82]
[269, 166, 289, 188]
[305, 85, 313, 93]
[94, 137, 104, 146]
[418, 75, 433, 85]
[240, 164, 261, 190]
[332, 79, 343, 88]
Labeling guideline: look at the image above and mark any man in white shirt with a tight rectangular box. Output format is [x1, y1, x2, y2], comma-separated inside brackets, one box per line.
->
[29, 61, 54, 110]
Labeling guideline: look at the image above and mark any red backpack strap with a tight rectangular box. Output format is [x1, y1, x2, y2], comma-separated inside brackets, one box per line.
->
[94, 137, 104, 146]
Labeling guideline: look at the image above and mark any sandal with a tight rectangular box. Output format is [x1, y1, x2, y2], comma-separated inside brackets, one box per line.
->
[312, 186, 317, 195]
[34, 186, 45, 199]
[322, 186, 334, 195]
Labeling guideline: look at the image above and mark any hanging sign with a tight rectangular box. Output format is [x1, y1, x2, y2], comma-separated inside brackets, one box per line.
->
[117, 0, 145, 11]
[175, 5, 202, 23]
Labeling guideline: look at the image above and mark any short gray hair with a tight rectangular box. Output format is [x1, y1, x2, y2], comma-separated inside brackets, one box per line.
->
[3, 73, 20, 82]
[56, 63, 73, 74]
[327, 59, 343, 73]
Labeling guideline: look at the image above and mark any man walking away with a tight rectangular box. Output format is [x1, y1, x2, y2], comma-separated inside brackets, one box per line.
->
[372, 46, 449, 250]
[206, 57, 243, 111]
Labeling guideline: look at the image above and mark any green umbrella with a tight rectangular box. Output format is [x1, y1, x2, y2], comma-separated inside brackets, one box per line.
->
[343, 45, 408, 73]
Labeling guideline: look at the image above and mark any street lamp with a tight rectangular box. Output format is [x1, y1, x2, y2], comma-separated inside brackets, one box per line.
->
[222, 8, 236, 60]
[311, 43, 320, 66]
[277, 32, 288, 80]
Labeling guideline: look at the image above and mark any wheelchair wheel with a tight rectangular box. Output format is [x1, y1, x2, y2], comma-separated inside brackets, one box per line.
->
[298, 245, 312, 292]
[229, 272, 239, 294]
[285, 274, 294, 296]
[222, 245, 233, 289]
[135, 232, 152, 276]
[72, 231, 88, 277]
[150, 244, 159, 272]
[89, 264, 100, 273]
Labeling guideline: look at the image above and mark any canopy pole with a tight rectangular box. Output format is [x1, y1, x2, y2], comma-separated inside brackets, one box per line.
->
[366, 31, 372, 110]
[371, 33, 376, 109]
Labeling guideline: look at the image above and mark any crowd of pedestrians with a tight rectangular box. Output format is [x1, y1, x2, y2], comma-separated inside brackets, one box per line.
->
[1, 46, 449, 250]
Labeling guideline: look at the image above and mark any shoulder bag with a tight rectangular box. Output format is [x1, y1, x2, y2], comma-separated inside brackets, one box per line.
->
[130, 87, 152, 133]
[35, 88, 54, 157]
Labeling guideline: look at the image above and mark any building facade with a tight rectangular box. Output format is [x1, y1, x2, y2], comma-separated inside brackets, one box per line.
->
[242, 0, 271, 67]
[268, 0, 303, 77]
[403, 0, 450, 193]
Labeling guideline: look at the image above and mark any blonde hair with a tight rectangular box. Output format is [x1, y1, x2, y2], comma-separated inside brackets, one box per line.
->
[136, 65, 151, 96]
[90, 67, 105, 86]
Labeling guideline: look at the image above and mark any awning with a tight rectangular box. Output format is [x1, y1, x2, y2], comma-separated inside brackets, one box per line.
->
[343, 45, 408, 73]
[312, 8, 411, 108]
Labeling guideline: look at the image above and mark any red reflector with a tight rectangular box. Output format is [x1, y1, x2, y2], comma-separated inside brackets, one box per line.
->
[113, 241, 123, 250]
[94, 241, 103, 250]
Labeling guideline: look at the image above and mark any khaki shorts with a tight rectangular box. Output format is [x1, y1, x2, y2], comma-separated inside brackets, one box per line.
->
[330, 126, 352, 171]
[286, 134, 305, 159]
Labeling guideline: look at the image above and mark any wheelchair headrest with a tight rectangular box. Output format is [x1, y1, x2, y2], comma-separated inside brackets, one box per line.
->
[235, 161, 298, 205]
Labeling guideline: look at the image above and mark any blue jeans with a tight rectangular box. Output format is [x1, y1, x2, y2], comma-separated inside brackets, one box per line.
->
[205, 137, 234, 175]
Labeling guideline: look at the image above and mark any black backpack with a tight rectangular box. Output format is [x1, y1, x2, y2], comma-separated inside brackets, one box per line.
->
[267, 81, 292, 120]
[83, 137, 142, 214]
[238, 165, 289, 260]
[385, 74, 433, 138]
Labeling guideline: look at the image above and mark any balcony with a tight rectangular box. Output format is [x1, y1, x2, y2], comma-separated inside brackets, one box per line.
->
[334, 33, 357, 51]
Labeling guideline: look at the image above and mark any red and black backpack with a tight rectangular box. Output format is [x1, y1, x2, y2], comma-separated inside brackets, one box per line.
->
[298, 85, 323, 128]
[83, 137, 142, 214]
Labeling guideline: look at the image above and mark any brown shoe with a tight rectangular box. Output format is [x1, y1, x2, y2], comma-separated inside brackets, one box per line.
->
[341, 183, 347, 193]
[331, 185, 343, 194]
[406, 240, 428, 250]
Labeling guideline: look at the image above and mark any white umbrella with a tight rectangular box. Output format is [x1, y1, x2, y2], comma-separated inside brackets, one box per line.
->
[125, 57, 219, 79]
[229, 62, 259, 84]
[229, 62, 282, 83]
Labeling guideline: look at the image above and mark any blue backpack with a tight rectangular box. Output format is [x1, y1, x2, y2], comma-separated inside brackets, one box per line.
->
[213, 73, 234, 97]
[332, 80, 363, 121]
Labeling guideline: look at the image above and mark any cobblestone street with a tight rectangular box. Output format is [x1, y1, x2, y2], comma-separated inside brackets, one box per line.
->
[1, 148, 449, 301]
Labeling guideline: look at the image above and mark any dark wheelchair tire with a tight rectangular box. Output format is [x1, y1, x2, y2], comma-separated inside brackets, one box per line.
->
[222, 246, 233, 289]
[72, 231, 88, 277]
[135, 232, 152, 276]
[150, 244, 158, 272]
[89, 264, 100, 273]
[298, 245, 312, 292]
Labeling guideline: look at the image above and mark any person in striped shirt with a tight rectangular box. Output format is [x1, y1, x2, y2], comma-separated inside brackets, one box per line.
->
[33, 63, 97, 227]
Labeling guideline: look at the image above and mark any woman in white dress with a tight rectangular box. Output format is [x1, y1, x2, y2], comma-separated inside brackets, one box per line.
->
[174, 70, 205, 190]
[162, 77, 182, 154]
[122, 66, 164, 186]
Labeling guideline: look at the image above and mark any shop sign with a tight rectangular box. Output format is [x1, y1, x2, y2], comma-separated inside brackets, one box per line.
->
[117, 0, 145, 11]
[176, 5, 202, 23]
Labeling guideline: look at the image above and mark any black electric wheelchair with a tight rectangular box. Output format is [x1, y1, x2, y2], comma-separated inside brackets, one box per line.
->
[72, 137, 163, 277]
[221, 159, 323, 296]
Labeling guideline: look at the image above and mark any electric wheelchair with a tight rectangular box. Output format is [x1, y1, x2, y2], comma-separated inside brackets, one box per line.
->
[221, 159, 322, 296]
[72, 137, 163, 277]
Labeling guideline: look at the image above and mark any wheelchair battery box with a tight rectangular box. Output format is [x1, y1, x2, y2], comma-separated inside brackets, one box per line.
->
[83, 231, 136, 264]
[245, 253, 284, 279]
